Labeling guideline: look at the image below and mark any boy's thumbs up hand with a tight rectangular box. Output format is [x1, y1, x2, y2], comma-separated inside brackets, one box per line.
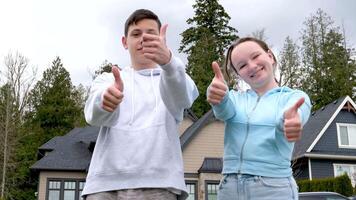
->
[112, 65, 123, 91]
[142, 24, 171, 65]
[102, 65, 124, 112]
[283, 97, 305, 142]
[207, 61, 228, 105]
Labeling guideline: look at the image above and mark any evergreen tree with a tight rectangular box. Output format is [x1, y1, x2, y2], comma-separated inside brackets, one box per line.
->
[300, 9, 356, 110]
[278, 36, 301, 88]
[8, 57, 85, 199]
[72, 83, 88, 127]
[179, 0, 237, 116]
[30, 57, 81, 138]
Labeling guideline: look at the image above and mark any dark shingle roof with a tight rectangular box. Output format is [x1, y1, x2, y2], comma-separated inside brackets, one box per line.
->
[293, 96, 349, 159]
[31, 109, 218, 172]
[180, 109, 215, 149]
[183, 108, 199, 122]
[198, 157, 222, 173]
[31, 126, 100, 172]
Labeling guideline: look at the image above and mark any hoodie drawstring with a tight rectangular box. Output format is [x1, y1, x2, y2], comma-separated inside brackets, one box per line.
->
[150, 70, 158, 114]
[129, 69, 135, 125]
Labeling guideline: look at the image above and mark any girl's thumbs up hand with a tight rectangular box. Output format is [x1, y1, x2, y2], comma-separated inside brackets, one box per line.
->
[207, 61, 228, 105]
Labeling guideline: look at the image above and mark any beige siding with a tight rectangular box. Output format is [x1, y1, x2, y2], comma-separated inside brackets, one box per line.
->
[179, 118, 194, 136]
[38, 171, 86, 200]
[198, 173, 222, 200]
[183, 121, 224, 173]
[184, 173, 222, 200]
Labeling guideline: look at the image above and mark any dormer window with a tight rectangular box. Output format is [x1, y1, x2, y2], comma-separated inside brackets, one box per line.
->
[337, 123, 356, 148]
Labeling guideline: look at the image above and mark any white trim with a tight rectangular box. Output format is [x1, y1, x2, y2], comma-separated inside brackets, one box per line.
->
[304, 153, 356, 160]
[336, 123, 356, 148]
[333, 163, 356, 186]
[308, 158, 312, 180]
[307, 96, 356, 152]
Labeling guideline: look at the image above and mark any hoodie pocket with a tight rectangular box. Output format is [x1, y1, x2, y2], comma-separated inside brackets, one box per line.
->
[92, 124, 178, 176]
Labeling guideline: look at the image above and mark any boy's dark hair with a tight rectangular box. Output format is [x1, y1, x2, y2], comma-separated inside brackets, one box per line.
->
[124, 9, 162, 36]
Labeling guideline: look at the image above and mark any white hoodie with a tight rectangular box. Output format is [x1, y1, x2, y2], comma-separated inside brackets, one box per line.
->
[82, 56, 198, 199]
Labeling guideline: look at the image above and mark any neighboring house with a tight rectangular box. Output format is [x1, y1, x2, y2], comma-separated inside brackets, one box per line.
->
[293, 96, 356, 186]
[31, 109, 225, 200]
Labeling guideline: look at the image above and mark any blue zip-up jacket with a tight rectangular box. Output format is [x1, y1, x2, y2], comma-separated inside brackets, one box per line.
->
[212, 86, 311, 177]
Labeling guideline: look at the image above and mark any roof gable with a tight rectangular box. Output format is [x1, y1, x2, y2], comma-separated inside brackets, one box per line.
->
[180, 110, 215, 150]
[294, 96, 356, 159]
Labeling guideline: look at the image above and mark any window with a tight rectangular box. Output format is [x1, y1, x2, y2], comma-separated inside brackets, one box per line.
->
[337, 123, 356, 148]
[79, 182, 85, 200]
[334, 164, 356, 186]
[64, 181, 76, 200]
[48, 181, 61, 200]
[47, 179, 85, 200]
[186, 182, 197, 200]
[205, 181, 219, 200]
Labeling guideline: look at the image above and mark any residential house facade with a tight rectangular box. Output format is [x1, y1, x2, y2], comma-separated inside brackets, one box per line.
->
[31, 110, 224, 200]
[293, 96, 356, 186]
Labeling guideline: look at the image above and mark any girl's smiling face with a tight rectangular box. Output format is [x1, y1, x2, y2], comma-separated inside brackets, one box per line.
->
[230, 40, 277, 94]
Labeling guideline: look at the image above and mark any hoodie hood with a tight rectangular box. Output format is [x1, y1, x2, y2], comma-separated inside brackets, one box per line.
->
[122, 66, 161, 76]
[121, 66, 162, 125]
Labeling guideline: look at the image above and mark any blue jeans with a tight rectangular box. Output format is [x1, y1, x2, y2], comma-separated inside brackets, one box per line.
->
[217, 174, 298, 200]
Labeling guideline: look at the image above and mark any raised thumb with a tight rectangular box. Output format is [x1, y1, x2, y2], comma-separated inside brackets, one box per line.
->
[285, 97, 305, 119]
[212, 61, 224, 80]
[160, 24, 168, 39]
[112, 66, 123, 91]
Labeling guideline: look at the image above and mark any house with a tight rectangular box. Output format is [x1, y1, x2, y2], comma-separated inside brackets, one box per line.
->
[293, 96, 356, 185]
[31, 109, 224, 200]
[32, 95, 356, 200]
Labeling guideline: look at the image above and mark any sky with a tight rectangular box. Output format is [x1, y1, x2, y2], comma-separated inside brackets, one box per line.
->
[0, 0, 355, 87]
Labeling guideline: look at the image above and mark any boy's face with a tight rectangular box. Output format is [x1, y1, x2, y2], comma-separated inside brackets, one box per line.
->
[122, 19, 160, 69]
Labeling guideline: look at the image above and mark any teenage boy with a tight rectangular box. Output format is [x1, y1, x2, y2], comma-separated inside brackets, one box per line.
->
[82, 9, 198, 200]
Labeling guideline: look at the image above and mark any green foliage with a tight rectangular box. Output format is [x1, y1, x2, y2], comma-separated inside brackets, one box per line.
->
[300, 9, 356, 110]
[29, 57, 82, 138]
[92, 60, 113, 80]
[297, 173, 353, 197]
[7, 127, 41, 200]
[0, 52, 35, 200]
[7, 57, 86, 199]
[179, 0, 237, 117]
[0, 84, 20, 200]
[278, 36, 301, 88]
